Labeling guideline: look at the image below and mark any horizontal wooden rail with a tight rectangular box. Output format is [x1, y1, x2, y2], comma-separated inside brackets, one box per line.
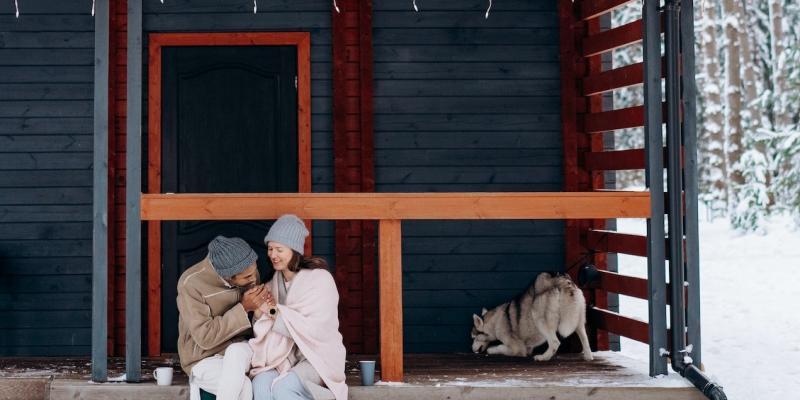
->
[582, 19, 643, 57]
[585, 148, 646, 171]
[589, 307, 650, 344]
[597, 270, 649, 300]
[583, 105, 644, 133]
[585, 229, 647, 257]
[582, 62, 643, 96]
[580, 0, 635, 21]
[140, 192, 651, 221]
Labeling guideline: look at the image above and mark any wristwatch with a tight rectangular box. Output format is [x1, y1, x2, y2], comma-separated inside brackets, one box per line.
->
[268, 305, 278, 319]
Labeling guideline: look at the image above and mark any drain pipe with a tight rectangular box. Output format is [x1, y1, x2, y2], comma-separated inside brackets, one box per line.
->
[663, 1, 726, 399]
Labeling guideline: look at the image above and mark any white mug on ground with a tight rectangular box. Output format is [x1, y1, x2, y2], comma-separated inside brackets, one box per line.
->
[154, 366, 174, 386]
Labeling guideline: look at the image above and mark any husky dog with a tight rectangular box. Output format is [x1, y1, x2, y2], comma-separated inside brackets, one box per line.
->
[471, 272, 593, 361]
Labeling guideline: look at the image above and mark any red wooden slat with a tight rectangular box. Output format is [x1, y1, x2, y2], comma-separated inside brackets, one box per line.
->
[597, 270, 648, 300]
[107, 0, 118, 356]
[589, 307, 649, 344]
[582, 19, 642, 57]
[585, 147, 675, 171]
[580, 0, 635, 21]
[583, 105, 645, 133]
[582, 62, 643, 96]
[585, 229, 647, 257]
[584, 148, 645, 170]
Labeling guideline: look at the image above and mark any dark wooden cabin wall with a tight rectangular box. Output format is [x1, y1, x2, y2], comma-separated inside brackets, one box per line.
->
[372, 0, 564, 352]
[0, 1, 95, 356]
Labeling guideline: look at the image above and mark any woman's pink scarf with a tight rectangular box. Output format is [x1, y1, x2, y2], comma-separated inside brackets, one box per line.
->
[249, 269, 348, 400]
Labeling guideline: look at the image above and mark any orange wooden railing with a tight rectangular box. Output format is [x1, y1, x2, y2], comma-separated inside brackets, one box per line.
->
[141, 191, 650, 381]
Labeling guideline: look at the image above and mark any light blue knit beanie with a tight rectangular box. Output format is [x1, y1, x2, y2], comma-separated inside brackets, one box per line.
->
[264, 214, 309, 255]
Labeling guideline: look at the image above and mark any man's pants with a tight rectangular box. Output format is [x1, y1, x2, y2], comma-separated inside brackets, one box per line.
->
[190, 342, 253, 400]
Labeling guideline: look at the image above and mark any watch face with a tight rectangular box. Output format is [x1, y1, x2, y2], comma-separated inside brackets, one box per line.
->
[269, 308, 277, 315]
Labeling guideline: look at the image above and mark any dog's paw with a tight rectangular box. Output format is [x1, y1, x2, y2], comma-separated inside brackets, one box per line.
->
[533, 354, 552, 362]
[582, 353, 594, 361]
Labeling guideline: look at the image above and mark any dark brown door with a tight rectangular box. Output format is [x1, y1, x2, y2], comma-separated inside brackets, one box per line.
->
[160, 46, 298, 352]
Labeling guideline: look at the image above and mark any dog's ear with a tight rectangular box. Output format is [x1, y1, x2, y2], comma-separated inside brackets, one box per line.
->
[481, 307, 488, 316]
[472, 314, 484, 329]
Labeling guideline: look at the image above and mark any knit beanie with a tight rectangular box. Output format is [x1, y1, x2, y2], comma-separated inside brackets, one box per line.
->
[207, 236, 258, 278]
[264, 214, 309, 255]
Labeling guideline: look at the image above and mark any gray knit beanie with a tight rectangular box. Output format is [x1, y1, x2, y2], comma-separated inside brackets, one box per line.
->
[207, 236, 258, 279]
[264, 214, 309, 255]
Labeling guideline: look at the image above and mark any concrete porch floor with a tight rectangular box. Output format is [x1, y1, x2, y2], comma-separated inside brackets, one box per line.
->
[0, 352, 705, 400]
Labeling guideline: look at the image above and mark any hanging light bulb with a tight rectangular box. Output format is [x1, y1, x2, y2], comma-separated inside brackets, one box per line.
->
[254, 0, 257, 13]
[333, 0, 340, 13]
[413, 0, 418, 12]
[15, 0, 20, 18]
[485, 0, 492, 19]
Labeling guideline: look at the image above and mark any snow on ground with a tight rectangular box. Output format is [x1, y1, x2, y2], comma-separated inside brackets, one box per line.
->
[617, 213, 800, 400]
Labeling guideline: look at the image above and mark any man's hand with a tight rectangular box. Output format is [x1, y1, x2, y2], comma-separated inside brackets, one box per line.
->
[241, 285, 276, 312]
[241, 285, 266, 312]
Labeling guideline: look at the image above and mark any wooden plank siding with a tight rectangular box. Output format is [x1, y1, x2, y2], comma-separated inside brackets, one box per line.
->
[106, 0, 338, 353]
[372, 0, 564, 353]
[0, 1, 95, 356]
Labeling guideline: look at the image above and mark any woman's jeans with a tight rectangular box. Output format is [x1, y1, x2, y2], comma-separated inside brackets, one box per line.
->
[252, 370, 313, 400]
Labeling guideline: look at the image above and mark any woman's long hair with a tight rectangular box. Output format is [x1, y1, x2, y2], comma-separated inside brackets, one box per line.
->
[287, 251, 329, 273]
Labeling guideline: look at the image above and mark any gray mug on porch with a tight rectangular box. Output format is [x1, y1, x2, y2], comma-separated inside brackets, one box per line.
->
[359, 360, 376, 386]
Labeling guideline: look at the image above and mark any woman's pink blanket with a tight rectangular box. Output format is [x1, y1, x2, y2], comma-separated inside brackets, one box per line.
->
[249, 269, 348, 400]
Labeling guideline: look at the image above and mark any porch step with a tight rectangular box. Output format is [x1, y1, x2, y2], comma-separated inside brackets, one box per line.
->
[49, 380, 187, 400]
[41, 380, 704, 400]
[0, 378, 50, 400]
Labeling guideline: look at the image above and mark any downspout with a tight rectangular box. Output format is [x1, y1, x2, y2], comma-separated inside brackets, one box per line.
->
[664, 1, 726, 398]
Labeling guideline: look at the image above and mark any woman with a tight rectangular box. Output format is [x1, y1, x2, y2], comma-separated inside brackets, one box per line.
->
[249, 214, 348, 400]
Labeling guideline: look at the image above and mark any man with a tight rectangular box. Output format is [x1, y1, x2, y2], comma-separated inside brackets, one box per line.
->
[177, 235, 273, 400]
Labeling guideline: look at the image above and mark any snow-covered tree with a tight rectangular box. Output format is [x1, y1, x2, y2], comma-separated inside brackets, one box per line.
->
[697, 0, 728, 216]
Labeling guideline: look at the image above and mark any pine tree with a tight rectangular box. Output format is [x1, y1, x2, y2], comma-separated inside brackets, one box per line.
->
[721, 0, 746, 226]
[697, 0, 728, 215]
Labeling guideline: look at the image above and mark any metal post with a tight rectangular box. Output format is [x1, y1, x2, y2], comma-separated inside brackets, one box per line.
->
[681, 0, 702, 368]
[91, 0, 110, 383]
[126, 0, 143, 383]
[665, 0, 687, 373]
[643, 0, 669, 377]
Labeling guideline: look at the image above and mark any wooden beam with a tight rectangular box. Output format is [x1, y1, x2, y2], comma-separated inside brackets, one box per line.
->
[379, 220, 403, 382]
[92, 0, 109, 383]
[589, 307, 649, 344]
[140, 192, 652, 221]
[297, 33, 312, 194]
[125, 0, 143, 383]
[359, 0, 378, 355]
[148, 32, 312, 47]
[146, 32, 163, 359]
[582, 19, 642, 57]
